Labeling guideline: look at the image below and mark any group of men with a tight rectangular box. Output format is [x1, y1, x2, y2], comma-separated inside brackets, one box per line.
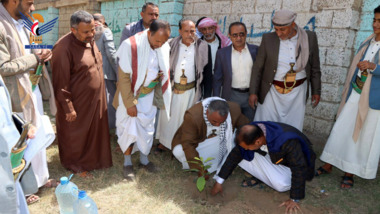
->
[1, 0, 380, 213]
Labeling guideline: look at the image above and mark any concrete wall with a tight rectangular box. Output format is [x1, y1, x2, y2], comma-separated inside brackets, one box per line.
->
[35, 0, 101, 39]
[32, 0, 380, 138]
[183, 0, 366, 138]
[101, 0, 184, 48]
[33, 7, 59, 46]
[355, 0, 378, 49]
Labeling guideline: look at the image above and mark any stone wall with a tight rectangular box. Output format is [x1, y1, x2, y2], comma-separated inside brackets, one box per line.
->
[355, 0, 378, 49]
[33, 7, 59, 46]
[34, 0, 184, 48]
[183, 0, 367, 138]
[35, 0, 101, 39]
[100, 0, 184, 48]
[32, 0, 380, 138]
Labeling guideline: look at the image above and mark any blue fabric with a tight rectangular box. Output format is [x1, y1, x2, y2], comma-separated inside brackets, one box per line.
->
[238, 145, 255, 161]
[239, 121, 312, 165]
[346, 38, 380, 110]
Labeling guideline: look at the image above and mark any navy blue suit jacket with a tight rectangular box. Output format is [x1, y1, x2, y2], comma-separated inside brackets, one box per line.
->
[212, 43, 258, 100]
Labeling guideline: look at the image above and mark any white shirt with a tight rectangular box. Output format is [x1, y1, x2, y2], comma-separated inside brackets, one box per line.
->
[358, 38, 380, 77]
[231, 44, 253, 88]
[174, 40, 196, 83]
[206, 122, 221, 139]
[144, 48, 159, 86]
[12, 18, 31, 55]
[275, 33, 306, 81]
[208, 37, 219, 72]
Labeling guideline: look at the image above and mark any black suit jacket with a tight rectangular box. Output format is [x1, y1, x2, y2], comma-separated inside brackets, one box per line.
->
[212, 43, 258, 100]
[218, 122, 316, 200]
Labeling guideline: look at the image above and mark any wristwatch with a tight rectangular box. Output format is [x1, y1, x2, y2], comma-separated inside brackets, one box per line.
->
[291, 199, 300, 203]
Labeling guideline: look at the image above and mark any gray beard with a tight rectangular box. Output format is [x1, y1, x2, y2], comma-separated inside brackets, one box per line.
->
[94, 26, 104, 41]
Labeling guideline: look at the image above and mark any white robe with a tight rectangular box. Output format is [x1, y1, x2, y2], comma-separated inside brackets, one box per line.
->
[320, 40, 380, 179]
[156, 42, 197, 149]
[31, 86, 52, 188]
[156, 89, 195, 149]
[254, 83, 307, 131]
[254, 34, 307, 131]
[116, 49, 160, 155]
[116, 30, 171, 155]
[172, 97, 234, 173]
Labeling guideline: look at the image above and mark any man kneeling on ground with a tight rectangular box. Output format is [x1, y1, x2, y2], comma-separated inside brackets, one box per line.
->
[172, 97, 248, 175]
[211, 121, 316, 213]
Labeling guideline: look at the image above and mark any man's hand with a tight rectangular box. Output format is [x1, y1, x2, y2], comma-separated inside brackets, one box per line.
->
[279, 199, 302, 214]
[249, 94, 258, 109]
[311, 95, 320, 108]
[127, 106, 137, 117]
[357, 60, 376, 71]
[66, 111, 77, 122]
[211, 182, 223, 196]
[27, 125, 37, 139]
[35, 49, 52, 62]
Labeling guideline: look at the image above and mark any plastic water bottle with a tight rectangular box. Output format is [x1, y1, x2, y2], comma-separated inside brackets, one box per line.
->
[73, 190, 98, 214]
[55, 176, 78, 214]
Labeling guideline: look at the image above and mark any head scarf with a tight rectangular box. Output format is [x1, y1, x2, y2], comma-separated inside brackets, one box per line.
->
[197, 17, 231, 48]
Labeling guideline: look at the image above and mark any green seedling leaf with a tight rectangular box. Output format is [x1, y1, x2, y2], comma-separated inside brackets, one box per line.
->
[186, 161, 201, 164]
[184, 169, 200, 172]
[200, 157, 204, 162]
[197, 177, 206, 192]
[194, 157, 201, 161]
[204, 157, 214, 163]
[204, 165, 212, 170]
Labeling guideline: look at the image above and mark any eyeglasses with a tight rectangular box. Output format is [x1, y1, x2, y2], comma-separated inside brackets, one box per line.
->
[230, 32, 246, 38]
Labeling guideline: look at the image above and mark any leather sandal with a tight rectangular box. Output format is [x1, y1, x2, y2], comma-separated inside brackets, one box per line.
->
[315, 166, 331, 176]
[241, 176, 261, 188]
[341, 175, 354, 189]
[26, 194, 40, 205]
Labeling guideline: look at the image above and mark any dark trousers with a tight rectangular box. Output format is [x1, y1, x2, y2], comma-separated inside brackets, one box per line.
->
[105, 79, 117, 129]
[230, 89, 255, 122]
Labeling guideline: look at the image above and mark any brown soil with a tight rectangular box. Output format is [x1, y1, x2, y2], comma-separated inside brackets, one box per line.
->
[184, 176, 331, 214]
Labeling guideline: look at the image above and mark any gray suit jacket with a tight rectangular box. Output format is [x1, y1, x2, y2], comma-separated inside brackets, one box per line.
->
[250, 31, 321, 104]
[95, 28, 118, 81]
[119, 19, 145, 46]
[169, 36, 212, 104]
[213, 44, 259, 100]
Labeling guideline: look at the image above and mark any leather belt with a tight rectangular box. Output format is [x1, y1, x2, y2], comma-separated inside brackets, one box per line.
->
[273, 78, 306, 89]
[231, 87, 249, 93]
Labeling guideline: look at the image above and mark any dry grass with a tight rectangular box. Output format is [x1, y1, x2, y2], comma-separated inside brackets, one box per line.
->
[28, 107, 380, 213]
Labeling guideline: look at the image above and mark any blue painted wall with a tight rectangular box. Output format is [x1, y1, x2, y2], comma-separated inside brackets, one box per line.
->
[355, 0, 379, 50]
[101, 0, 184, 48]
[33, 7, 59, 47]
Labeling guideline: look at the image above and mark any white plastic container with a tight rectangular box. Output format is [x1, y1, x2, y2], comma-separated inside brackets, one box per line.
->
[73, 190, 98, 214]
[55, 176, 78, 214]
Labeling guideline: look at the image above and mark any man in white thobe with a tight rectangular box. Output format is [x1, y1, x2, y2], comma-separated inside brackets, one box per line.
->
[171, 98, 249, 175]
[249, 9, 321, 131]
[317, 6, 380, 189]
[114, 20, 171, 180]
[156, 19, 211, 151]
